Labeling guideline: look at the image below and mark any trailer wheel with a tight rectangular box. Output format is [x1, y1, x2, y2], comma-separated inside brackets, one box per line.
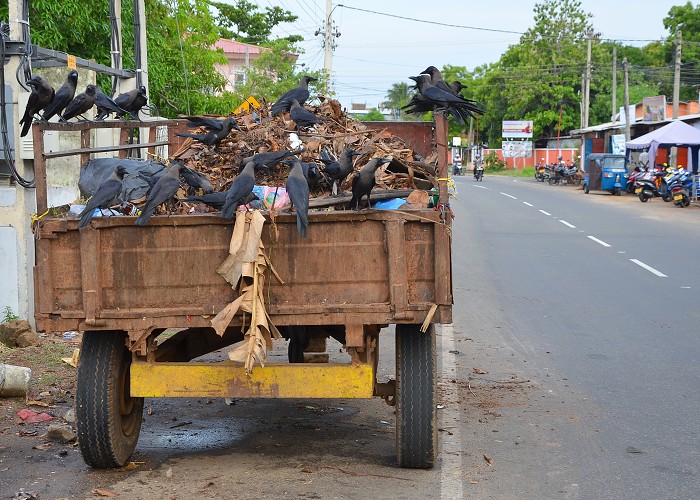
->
[395, 324, 437, 469]
[76, 331, 144, 468]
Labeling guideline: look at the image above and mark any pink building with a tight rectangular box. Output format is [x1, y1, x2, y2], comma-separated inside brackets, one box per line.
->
[213, 39, 298, 92]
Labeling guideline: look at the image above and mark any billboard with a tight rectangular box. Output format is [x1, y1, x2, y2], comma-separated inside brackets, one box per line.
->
[502, 141, 533, 158]
[643, 96, 666, 122]
[502, 120, 533, 138]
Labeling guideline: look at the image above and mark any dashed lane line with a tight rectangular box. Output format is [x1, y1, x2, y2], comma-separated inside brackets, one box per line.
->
[559, 220, 576, 228]
[500, 192, 517, 199]
[587, 235, 611, 247]
[539, 209, 551, 216]
[630, 259, 667, 277]
[523, 202, 533, 207]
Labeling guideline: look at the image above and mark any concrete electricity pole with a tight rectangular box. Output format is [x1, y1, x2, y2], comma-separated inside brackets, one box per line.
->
[623, 57, 630, 142]
[673, 31, 682, 120]
[611, 46, 617, 122]
[315, 0, 340, 95]
[584, 29, 593, 128]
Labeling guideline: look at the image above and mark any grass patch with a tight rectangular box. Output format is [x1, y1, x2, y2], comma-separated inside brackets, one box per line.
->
[489, 167, 535, 178]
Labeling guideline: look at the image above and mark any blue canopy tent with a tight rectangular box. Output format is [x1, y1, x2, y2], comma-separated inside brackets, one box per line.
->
[625, 120, 700, 172]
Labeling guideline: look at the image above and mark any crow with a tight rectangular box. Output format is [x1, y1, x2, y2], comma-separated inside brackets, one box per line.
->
[348, 157, 392, 211]
[408, 74, 484, 124]
[238, 148, 302, 174]
[94, 87, 128, 120]
[180, 191, 259, 211]
[289, 99, 323, 130]
[61, 84, 97, 122]
[135, 161, 184, 226]
[115, 85, 147, 118]
[320, 147, 360, 196]
[175, 117, 239, 152]
[270, 76, 317, 116]
[42, 70, 78, 122]
[20, 76, 54, 137]
[180, 166, 214, 194]
[220, 161, 256, 219]
[285, 158, 310, 238]
[78, 165, 127, 228]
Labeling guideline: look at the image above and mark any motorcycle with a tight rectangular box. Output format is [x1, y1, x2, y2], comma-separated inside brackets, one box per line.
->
[474, 162, 484, 181]
[548, 163, 581, 186]
[626, 166, 642, 194]
[535, 159, 547, 182]
[635, 169, 669, 202]
[668, 167, 693, 207]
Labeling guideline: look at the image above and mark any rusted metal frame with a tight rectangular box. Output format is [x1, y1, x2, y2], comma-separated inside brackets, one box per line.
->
[42, 140, 170, 160]
[79, 228, 105, 327]
[80, 129, 91, 167]
[32, 123, 48, 214]
[36, 120, 179, 132]
[384, 220, 410, 319]
[119, 127, 130, 159]
[434, 113, 449, 204]
[33, 244, 53, 314]
[433, 221, 452, 308]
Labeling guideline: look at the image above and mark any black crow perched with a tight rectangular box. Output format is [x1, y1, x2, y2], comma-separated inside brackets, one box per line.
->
[421, 66, 458, 95]
[450, 81, 468, 96]
[61, 84, 97, 122]
[182, 115, 242, 133]
[408, 74, 483, 125]
[270, 76, 317, 116]
[42, 70, 78, 121]
[20, 76, 54, 137]
[175, 117, 239, 152]
[180, 191, 259, 211]
[238, 149, 302, 174]
[289, 99, 323, 130]
[78, 165, 127, 228]
[135, 161, 184, 226]
[180, 166, 214, 194]
[348, 157, 392, 211]
[320, 147, 360, 196]
[285, 158, 310, 238]
[115, 85, 147, 118]
[94, 87, 128, 120]
[220, 161, 256, 219]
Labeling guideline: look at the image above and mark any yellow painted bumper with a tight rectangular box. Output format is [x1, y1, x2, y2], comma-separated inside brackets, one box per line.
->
[130, 362, 375, 398]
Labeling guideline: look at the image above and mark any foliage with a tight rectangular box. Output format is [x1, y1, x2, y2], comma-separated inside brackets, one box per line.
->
[357, 108, 385, 121]
[208, 0, 299, 44]
[484, 151, 506, 171]
[145, 0, 227, 117]
[383, 82, 414, 120]
[232, 38, 323, 108]
[2, 306, 19, 322]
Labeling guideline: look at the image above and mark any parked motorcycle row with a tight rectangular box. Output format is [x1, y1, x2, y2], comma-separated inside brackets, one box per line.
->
[535, 158, 582, 186]
[632, 165, 697, 208]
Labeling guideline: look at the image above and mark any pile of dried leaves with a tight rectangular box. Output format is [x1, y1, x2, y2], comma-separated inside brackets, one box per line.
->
[170, 97, 438, 213]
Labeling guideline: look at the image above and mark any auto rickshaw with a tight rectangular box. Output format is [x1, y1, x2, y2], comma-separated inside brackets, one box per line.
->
[583, 153, 628, 195]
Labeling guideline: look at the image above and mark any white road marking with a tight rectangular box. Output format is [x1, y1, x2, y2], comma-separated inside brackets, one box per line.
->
[681, 286, 691, 289]
[439, 324, 464, 499]
[522, 202, 533, 207]
[559, 220, 576, 228]
[473, 185, 488, 190]
[618, 251, 627, 254]
[587, 235, 611, 247]
[630, 259, 667, 277]
[500, 192, 517, 199]
[539, 210, 551, 216]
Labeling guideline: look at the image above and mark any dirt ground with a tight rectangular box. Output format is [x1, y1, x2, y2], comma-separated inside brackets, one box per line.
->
[0, 328, 538, 500]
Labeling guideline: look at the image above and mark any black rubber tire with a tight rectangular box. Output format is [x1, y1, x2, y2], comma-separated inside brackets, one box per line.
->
[639, 192, 649, 202]
[584, 183, 590, 194]
[548, 177, 558, 186]
[395, 324, 437, 469]
[76, 331, 144, 468]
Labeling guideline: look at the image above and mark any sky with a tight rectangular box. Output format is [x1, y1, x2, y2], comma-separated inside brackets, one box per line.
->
[248, 0, 686, 109]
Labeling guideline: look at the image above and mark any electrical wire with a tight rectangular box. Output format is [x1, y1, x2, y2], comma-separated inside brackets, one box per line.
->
[0, 21, 34, 188]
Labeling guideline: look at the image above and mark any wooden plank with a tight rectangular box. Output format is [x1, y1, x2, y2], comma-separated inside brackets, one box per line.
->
[434, 113, 449, 204]
[385, 220, 409, 319]
[79, 228, 102, 326]
[43, 140, 170, 159]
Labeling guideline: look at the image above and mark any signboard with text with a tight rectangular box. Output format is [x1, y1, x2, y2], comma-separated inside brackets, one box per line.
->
[502, 141, 533, 158]
[502, 120, 533, 138]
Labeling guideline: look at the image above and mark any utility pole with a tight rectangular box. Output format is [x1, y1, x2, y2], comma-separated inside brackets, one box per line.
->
[623, 58, 630, 142]
[584, 29, 593, 128]
[673, 30, 682, 119]
[580, 72, 585, 129]
[316, 0, 340, 95]
[611, 46, 617, 122]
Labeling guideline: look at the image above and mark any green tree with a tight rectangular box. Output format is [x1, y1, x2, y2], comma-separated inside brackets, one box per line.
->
[208, 0, 300, 44]
[383, 82, 414, 120]
[663, 2, 700, 101]
[357, 108, 385, 122]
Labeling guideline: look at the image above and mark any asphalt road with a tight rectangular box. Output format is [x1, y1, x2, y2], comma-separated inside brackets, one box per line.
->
[449, 173, 700, 499]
